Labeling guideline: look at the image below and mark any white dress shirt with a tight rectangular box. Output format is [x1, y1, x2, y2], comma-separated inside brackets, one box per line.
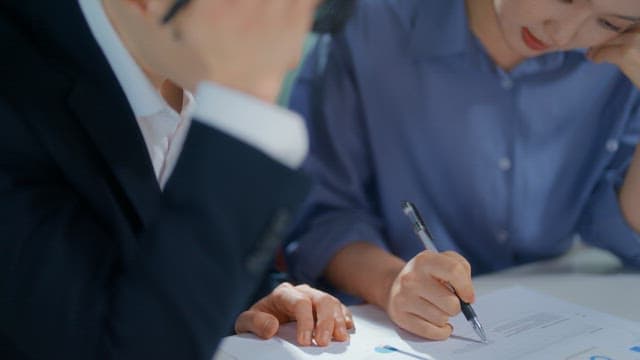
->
[78, 0, 308, 189]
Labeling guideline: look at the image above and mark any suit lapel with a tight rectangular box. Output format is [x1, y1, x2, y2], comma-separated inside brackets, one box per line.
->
[68, 74, 162, 230]
[10, 0, 163, 229]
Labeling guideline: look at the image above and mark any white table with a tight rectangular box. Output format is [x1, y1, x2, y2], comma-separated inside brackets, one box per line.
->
[215, 244, 640, 359]
[473, 243, 640, 322]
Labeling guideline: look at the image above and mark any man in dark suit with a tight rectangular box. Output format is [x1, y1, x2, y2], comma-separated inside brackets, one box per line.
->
[0, 0, 353, 359]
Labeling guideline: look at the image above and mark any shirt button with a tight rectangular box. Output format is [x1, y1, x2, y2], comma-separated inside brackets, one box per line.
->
[498, 157, 512, 171]
[606, 139, 619, 153]
[497, 230, 509, 244]
[501, 78, 514, 90]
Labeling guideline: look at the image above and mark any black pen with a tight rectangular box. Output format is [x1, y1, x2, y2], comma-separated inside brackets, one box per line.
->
[162, 0, 191, 24]
[401, 201, 488, 344]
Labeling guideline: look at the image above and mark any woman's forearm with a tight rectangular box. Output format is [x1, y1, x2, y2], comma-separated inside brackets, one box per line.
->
[324, 242, 405, 310]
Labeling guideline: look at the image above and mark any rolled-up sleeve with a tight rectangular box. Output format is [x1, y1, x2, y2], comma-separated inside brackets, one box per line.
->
[578, 104, 640, 267]
[286, 35, 387, 285]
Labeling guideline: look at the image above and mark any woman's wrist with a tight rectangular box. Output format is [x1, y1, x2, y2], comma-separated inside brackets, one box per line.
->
[324, 242, 405, 309]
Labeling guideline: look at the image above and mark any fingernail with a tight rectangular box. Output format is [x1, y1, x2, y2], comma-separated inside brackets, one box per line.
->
[303, 330, 312, 345]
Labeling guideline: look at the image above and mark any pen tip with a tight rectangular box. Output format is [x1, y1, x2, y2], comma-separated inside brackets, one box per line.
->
[471, 319, 488, 344]
[479, 330, 488, 344]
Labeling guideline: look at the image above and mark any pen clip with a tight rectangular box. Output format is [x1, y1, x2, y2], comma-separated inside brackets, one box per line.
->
[401, 201, 433, 239]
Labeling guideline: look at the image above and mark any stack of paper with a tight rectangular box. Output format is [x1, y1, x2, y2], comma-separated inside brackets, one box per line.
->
[215, 287, 640, 360]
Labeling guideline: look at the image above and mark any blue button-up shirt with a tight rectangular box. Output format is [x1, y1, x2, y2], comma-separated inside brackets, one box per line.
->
[287, 0, 640, 286]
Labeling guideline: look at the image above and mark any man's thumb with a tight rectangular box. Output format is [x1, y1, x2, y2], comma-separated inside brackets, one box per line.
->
[234, 310, 280, 339]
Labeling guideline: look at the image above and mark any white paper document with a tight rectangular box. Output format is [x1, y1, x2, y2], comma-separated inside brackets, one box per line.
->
[215, 287, 640, 360]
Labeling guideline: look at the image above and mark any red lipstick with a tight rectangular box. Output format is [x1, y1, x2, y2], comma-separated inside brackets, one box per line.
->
[521, 27, 549, 52]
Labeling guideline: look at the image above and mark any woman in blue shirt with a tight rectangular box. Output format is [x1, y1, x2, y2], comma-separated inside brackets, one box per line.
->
[288, 0, 640, 341]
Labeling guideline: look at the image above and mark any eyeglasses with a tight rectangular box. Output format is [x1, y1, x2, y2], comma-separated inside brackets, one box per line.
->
[162, 0, 191, 24]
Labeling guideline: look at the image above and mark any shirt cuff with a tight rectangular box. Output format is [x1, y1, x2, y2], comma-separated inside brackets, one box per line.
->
[192, 82, 309, 169]
[580, 180, 640, 267]
[286, 211, 388, 285]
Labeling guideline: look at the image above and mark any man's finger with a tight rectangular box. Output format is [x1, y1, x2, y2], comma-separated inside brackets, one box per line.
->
[296, 285, 350, 344]
[310, 295, 338, 346]
[234, 310, 280, 339]
[271, 283, 315, 346]
[292, 296, 315, 346]
[342, 305, 355, 330]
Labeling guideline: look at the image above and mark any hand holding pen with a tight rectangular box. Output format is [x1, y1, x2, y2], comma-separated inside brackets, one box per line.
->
[384, 243, 479, 340]
[400, 201, 488, 343]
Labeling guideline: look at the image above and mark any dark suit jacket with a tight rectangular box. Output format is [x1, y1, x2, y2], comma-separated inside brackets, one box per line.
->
[0, 1, 310, 359]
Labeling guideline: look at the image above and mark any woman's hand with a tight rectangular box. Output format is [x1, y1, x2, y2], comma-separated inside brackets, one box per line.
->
[589, 28, 640, 233]
[620, 146, 640, 233]
[589, 27, 640, 88]
[234, 283, 354, 347]
[385, 251, 475, 340]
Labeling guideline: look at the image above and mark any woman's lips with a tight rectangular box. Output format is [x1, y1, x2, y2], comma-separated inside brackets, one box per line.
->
[521, 27, 550, 52]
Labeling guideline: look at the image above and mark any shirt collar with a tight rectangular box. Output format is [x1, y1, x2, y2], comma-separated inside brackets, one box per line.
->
[392, 0, 471, 61]
[77, 0, 166, 118]
[182, 90, 196, 119]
